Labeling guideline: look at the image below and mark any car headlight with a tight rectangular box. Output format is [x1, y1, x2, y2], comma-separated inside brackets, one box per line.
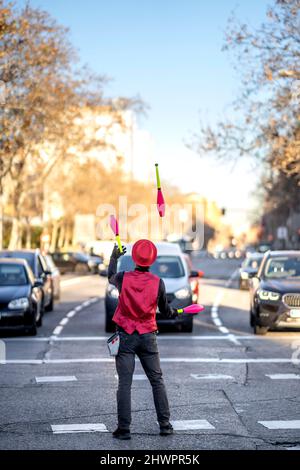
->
[258, 290, 281, 301]
[241, 272, 249, 279]
[174, 287, 191, 299]
[107, 285, 119, 299]
[8, 297, 29, 310]
[88, 260, 96, 267]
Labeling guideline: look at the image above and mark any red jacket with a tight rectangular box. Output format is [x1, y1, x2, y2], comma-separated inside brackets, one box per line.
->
[112, 271, 160, 334]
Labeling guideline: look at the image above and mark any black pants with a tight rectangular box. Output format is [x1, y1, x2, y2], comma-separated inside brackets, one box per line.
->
[115, 330, 170, 430]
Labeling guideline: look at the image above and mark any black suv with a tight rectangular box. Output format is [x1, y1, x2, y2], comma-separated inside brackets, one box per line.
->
[249, 251, 300, 335]
[0, 249, 54, 312]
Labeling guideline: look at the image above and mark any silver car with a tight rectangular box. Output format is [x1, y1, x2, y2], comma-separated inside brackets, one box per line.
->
[105, 242, 200, 333]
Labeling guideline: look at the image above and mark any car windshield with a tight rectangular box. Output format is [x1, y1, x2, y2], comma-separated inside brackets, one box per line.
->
[118, 255, 185, 278]
[264, 256, 300, 279]
[0, 264, 28, 286]
[243, 257, 263, 270]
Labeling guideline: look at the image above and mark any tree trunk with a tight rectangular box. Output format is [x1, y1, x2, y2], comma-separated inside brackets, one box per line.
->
[8, 218, 22, 249]
[25, 222, 31, 249]
[50, 221, 59, 252]
[57, 224, 66, 249]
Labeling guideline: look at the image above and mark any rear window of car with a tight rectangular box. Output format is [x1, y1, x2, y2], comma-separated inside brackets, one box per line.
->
[118, 255, 185, 278]
[0, 252, 35, 272]
[264, 256, 300, 279]
[0, 263, 28, 286]
[243, 257, 263, 269]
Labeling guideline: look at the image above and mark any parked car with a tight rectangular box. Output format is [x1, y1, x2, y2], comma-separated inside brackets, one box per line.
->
[44, 255, 61, 300]
[239, 253, 264, 290]
[249, 251, 300, 335]
[0, 258, 43, 335]
[0, 249, 54, 312]
[105, 242, 201, 333]
[51, 252, 102, 274]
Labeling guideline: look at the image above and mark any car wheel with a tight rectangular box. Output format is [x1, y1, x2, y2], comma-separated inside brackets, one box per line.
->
[26, 317, 37, 336]
[254, 325, 268, 335]
[36, 304, 43, 327]
[250, 309, 255, 327]
[182, 319, 193, 333]
[45, 293, 54, 312]
[75, 263, 89, 274]
[105, 313, 115, 333]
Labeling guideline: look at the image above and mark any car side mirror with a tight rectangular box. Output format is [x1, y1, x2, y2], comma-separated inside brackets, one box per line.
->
[190, 270, 204, 278]
[34, 278, 44, 287]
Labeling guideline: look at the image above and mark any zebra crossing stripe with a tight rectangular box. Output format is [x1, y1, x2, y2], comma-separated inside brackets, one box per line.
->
[35, 376, 77, 383]
[259, 420, 300, 429]
[171, 419, 215, 430]
[51, 423, 108, 434]
[266, 374, 300, 380]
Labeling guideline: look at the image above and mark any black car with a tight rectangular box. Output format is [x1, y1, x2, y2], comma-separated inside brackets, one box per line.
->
[239, 253, 264, 290]
[0, 258, 43, 335]
[0, 249, 54, 312]
[51, 252, 102, 275]
[249, 251, 300, 335]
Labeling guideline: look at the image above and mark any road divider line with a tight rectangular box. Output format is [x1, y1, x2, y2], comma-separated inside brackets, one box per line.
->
[210, 269, 240, 345]
[51, 423, 108, 434]
[50, 297, 99, 338]
[3, 334, 300, 343]
[35, 376, 77, 383]
[2, 357, 300, 365]
[258, 420, 300, 430]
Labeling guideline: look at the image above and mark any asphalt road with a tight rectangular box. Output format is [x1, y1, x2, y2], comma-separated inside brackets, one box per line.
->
[1, 256, 300, 450]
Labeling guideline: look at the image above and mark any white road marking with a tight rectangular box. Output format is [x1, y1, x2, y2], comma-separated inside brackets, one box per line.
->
[2, 357, 300, 365]
[115, 374, 147, 380]
[66, 311, 76, 319]
[35, 376, 77, 383]
[50, 297, 99, 337]
[171, 419, 215, 430]
[210, 269, 241, 345]
[51, 423, 108, 434]
[3, 334, 300, 342]
[190, 373, 234, 380]
[259, 420, 300, 430]
[266, 374, 300, 380]
[52, 326, 63, 336]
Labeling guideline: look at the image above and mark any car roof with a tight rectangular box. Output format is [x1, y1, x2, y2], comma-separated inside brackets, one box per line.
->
[0, 257, 28, 265]
[266, 250, 300, 257]
[246, 252, 264, 259]
[124, 242, 183, 256]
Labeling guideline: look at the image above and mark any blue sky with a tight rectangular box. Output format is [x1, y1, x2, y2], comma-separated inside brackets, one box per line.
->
[17, 0, 269, 231]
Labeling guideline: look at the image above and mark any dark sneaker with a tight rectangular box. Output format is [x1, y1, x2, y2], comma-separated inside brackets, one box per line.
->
[159, 423, 174, 436]
[112, 427, 131, 440]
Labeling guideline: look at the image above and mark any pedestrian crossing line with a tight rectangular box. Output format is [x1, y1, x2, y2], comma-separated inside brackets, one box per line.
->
[2, 357, 300, 364]
[51, 423, 108, 434]
[259, 420, 300, 430]
[114, 374, 147, 380]
[171, 420, 215, 431]
[35, 376, 77, 383]
[190, 373, 234, 380]
[266, 374, 300, 380]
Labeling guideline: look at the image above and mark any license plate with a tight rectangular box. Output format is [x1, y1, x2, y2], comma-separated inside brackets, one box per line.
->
[289, 309, 300, 318]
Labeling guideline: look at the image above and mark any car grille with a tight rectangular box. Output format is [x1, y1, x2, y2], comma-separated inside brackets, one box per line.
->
[283, 294, 300, 308]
